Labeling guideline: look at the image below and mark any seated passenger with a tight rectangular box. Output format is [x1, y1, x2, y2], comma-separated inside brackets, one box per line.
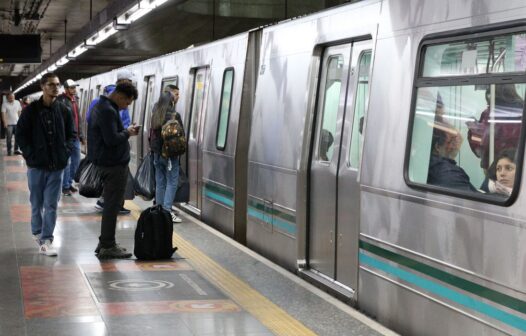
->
[320, 129, 334, 161]
[481, 149, 517, 197]
[427, 128, 478, 192]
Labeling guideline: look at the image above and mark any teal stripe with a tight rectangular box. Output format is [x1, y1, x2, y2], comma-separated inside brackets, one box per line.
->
[360, 252, 526, 333]
[204, 189, 234, 208]
[360, 240, 526, 315]
[248, 199, 296, 223]
[248, 206, 296, 235]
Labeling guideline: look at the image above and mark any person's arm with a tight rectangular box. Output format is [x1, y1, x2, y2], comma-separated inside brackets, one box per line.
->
[61, 105, 76, 154]
[1, 104, 7, 126]
[17, 101, 22, 117]
[97, 107, 131, 147]
[15, 105, 33, 158]
[120, 108, 131, 128]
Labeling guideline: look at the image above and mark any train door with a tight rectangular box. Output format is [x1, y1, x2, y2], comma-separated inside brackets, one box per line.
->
[136, 76, 155, 169]
[187, 67, 210, 211]
[309, 41, 372, 292]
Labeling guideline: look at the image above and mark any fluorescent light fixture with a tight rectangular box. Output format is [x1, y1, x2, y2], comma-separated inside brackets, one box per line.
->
[68, 44, 88, 59]
[86, 23, 117, 46]
[56, 56, 69, 66]
[47, 64, 57, 72]
[151, 0, 169, 7]
[126, 7, 152, 23]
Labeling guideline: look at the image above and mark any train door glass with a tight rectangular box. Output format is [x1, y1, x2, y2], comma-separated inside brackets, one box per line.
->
[136, 76, 155, 169]
[188, 67, 209, 210]
[309, 41, 372, 290]
[161, 77, 178, 93]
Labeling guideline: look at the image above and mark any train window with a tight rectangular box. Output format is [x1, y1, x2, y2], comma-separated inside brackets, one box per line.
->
[407, 30, 526, 204]
[349, 50, 372, 168]
[161, 76, 178, 94]
[190, 73, 206, 139]
[318, 55, 344, 162]
[422, 32, 526, 77]
[216, 68, 234, 150]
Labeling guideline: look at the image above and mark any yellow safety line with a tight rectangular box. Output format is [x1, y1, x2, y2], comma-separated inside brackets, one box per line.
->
[172, 234, 318, 336]
[126, 201, 317, 336]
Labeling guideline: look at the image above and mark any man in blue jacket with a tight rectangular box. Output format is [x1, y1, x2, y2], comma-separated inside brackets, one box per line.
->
[88, 82, 139, 259]
[16, 73, 75, 256]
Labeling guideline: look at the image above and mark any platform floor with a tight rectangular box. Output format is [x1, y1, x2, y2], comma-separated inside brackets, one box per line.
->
[0, 144, 397, 336]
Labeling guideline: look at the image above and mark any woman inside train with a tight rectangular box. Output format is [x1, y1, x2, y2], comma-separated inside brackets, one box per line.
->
[480, 148, 517, 197]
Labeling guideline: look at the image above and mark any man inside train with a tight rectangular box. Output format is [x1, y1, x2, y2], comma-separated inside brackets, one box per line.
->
[88, 82, 139, 259]
[86, 69, 136, 215]
[427, 126, 478, 193]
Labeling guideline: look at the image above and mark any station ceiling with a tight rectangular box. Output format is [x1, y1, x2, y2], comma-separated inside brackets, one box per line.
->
[0, 0, 351, 95]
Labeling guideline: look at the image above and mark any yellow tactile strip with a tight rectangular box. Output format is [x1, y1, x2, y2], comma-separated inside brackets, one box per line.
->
[172, 232, 317, 336]
[126, 201, 316, 336]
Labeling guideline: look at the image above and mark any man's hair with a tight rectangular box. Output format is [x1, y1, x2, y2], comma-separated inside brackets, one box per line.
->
[165, 84, 179, 91]
[40, 72, 58, 86]
[113, 82, 138, 100]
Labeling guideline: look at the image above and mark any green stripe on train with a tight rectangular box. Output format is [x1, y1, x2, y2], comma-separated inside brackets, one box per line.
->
[360, 240, 526, 315]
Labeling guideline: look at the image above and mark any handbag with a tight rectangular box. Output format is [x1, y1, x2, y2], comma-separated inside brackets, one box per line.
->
[174, 164, 189, 203]
[134, 152, 156, 200]
[79, 162, 103, 198]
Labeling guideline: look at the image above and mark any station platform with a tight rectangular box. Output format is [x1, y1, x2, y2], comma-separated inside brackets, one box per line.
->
[0, 146, 397, 336]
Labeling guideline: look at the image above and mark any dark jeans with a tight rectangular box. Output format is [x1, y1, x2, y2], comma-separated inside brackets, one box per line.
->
[98, 164, 127, 248]
[6, 125, 19, 154]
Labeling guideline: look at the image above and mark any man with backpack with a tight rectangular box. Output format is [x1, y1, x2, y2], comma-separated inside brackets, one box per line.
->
[149, 86, 185, 223]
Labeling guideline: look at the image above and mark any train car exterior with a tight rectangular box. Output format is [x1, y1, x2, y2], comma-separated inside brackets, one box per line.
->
[65, 0, 526, 334]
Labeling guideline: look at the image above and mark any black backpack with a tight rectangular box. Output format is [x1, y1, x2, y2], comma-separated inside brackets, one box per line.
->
[134, 205, 177, 260]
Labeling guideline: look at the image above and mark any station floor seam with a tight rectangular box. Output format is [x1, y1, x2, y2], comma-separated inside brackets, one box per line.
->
[125, 200, 317, 336]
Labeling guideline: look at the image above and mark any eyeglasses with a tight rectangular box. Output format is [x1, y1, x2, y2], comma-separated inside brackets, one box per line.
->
[45, 83, 62, 88]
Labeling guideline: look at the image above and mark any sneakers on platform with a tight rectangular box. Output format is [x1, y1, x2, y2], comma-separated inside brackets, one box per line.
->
[69, 185, 78, 192]
[62, 188, 72, 196]
[32, 234, 40, 246]
[39, 240, 57, 256]
[94, 200, 104, 211]
[171, 211, 182, 223]
[14, 150, 22, 155]
[94, 242, 127, 254]
[97, 245, 132, 259]
[119, 206, 131, 215]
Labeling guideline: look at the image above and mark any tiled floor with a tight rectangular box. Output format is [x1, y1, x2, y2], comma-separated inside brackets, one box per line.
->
[0, 145, 395, 336]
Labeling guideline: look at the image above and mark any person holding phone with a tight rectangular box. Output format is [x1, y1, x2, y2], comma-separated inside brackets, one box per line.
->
[87, 82, 139, 259]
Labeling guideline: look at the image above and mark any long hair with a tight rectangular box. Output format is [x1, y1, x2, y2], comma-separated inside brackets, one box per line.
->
[151, 91, 174, 129]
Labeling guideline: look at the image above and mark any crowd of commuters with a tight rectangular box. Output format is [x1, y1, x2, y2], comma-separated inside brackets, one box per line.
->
[3, 69, 185, 259]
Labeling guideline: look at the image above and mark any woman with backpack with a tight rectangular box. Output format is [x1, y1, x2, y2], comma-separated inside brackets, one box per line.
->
[149, 88, 184, 223]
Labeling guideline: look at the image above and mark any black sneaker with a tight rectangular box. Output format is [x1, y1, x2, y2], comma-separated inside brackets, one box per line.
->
[118, 207, 131, 215]
[95, 242, 127, 254]
[97, 245, 132, 259]
[94, 200, 104, 211]
[14, 150, 22, 155]
[62, 188, 72, 196]
[69, 185, 78, 192]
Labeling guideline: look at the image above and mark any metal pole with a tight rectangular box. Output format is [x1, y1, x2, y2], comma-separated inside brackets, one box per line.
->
[90, 0, 93, 20]
[212, 0, 215, 40]
[49, 37, 52, 57]
[64, 19, 67, 44]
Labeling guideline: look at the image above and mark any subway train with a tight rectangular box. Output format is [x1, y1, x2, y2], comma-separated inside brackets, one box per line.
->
[27, 1, 526, 335]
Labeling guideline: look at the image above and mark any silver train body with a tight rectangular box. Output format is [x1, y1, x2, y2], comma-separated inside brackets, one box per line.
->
[71, 1, 526, 335]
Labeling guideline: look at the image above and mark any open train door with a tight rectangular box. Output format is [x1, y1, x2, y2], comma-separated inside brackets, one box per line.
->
[307, 40, 372, 300]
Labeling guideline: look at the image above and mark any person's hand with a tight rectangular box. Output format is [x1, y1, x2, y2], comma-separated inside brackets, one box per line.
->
[494, 180, 512, 196]
[127, 124, 141, 136]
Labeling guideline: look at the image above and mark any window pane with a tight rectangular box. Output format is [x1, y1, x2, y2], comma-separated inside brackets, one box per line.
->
[422, 32, 526, 77]
[216, 69, 234, 150]
[318, 55, 344, 161]
[161, 77, 178, 93]
[190, 73, 205, 139]
[408, 84, 525, 200]
[349, 50, 372, 168]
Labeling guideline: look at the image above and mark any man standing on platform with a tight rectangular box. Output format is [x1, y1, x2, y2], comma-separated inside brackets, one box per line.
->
[57, 79, 83, 196]
[15, 73, 75, 256]
[1, 92, 22, 155]
[88, 82, 139, 259]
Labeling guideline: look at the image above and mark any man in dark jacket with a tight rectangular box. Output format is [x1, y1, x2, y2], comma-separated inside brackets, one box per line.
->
[427, 127, 477, 193]
[15, 73, 75, 256]
[88, 82, 139, 259]
[57, 79, 83, 196]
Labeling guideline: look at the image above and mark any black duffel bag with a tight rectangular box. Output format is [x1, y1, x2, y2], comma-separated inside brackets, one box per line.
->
[74, 157, 90, 183]
[134, 205, 177, 260]
[79, 162, 103, 198]
[134, 152, 156, 200]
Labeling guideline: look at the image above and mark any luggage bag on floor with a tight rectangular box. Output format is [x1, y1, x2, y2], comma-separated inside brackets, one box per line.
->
[134, 205, 177, 260]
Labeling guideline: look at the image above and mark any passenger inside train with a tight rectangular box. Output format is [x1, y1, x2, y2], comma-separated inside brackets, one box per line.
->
[480, 148, 517, 196]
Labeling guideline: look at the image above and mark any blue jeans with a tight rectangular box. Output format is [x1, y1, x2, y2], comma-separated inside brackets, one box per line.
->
[153, 154, 180, 212]
[27, 168, 63, 242]
[6, 125, 19, 154]
[62, 139, 81, 189]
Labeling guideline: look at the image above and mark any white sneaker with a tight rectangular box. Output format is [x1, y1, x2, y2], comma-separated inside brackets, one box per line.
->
[171, 212, 182, 223]
[32, 234, 40, 247]
[39, 240, 58, 256]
